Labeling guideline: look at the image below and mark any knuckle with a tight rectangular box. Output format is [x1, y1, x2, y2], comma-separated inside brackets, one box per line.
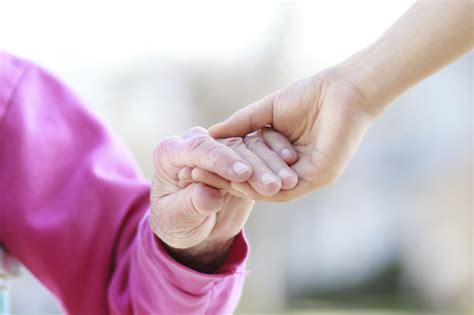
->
[189, 126, 208, 134]
[184, 126, 208, 138]
[187, 136, 224, 168]
[153, 136, 180, 161]
[152, 138, 181, 175]
[220, 136, 244, 148]
[187, 136, 223, 163]
[244, 134, 264, 147]
[187, 134, 212, 151]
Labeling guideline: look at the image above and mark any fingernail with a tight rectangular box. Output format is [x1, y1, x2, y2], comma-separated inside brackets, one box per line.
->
[281, 148, 293, 159]
[278, 169, 294, 178]
[233, 162, 250, 175]
[261, 173, 278, 185]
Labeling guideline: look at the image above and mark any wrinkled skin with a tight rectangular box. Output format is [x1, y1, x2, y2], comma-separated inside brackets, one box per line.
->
[150, 127, 298, 272]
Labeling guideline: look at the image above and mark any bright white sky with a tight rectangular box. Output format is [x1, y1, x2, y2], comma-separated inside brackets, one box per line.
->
[0, 1, 414, 73]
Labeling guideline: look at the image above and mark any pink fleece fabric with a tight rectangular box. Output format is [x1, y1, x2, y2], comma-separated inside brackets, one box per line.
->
[0, 52, 248, 315]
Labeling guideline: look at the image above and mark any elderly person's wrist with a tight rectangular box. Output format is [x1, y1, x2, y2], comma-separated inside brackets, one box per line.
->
[161, 236, 235, 274]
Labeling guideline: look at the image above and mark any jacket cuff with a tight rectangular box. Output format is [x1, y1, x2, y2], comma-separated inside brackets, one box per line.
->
[138, 213, 249, 295]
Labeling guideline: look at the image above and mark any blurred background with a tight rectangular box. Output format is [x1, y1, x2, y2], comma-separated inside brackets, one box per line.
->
[0, 1, 472, 314]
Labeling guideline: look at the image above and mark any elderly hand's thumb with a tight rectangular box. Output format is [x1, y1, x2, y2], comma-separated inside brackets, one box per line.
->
[151, 183, 224, 249]
[185, 183, 224, 217]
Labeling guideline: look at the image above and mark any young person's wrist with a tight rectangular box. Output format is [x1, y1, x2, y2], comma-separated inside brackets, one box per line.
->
[336, 1, 473, 118]
[335, 45, 399, 118]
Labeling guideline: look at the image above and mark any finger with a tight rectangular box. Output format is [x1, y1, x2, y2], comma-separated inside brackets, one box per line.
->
[178, 167, 193, 188]
[231, 181, 259, 200]
[208, 94, 276, 139]
[260, 127, 298, 165]
[191, 167, 249, 199]
[152, 183, 224, 249]
[244, 133, 298, 190]
[220, 137, 282, 196]
[189, 183, 224, 215]
[153, 133, 253, 183]
[231, 176, 314, 203]
[191, 167, 232, 191]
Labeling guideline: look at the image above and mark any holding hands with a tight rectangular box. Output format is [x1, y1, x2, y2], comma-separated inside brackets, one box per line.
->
[150, 0, 474, 273]
[150, 72, 375, 272]
[209, 70, 375, 202]
[150, 126, 298, 272]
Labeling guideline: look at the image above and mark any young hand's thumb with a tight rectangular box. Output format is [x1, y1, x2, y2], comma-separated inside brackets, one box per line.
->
[208, 94, 275, 139]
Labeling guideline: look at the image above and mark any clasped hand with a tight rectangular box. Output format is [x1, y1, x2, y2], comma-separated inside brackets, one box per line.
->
[150, 126, 298, 272]
[150, 71, 376, 272]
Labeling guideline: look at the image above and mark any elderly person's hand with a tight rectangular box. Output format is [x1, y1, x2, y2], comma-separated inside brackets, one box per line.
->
[150, 127, 298, 273]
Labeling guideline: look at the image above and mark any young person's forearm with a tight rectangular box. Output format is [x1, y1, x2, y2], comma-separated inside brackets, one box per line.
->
[339, 1, 473, 116]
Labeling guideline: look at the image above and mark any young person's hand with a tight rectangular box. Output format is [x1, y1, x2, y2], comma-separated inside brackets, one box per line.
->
[209, 1, 473, 202]
[150, 127, 297, 272]
[209, 71, 375, 202]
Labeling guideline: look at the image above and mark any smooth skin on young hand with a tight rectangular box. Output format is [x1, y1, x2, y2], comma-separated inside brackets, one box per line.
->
[209, 1, 473, 202]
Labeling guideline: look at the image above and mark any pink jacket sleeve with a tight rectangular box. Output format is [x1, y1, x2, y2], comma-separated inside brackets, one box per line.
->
[0, 52, 248, 315]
